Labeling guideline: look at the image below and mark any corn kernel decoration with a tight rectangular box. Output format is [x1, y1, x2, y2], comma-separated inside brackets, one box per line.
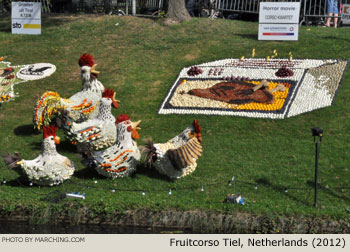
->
[234, 81, 290, 111]
[289, 51, 293, 61]
[272, 49, 278, 59]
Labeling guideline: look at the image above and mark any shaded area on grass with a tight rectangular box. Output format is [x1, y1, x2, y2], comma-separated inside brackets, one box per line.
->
[255, 178, 313, 207]
[14, 124, 40, 136]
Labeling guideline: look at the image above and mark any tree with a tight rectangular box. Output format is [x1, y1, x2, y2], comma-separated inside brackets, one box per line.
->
[165, 0, 191, 24]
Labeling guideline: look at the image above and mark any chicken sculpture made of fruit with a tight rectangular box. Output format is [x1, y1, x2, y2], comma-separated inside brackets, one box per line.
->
[144, 120, 203, 179]
[2, 125, 75, 186]
[92, 114, 142, 178]
[33, 53, 113, 130]
[9, 53, 205, 182]
[63, 88, 119, 151]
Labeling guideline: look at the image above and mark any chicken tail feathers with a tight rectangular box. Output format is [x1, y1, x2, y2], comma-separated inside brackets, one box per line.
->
[1, 151, 22, 169]
[167, 138, 202, 170]
[33, 91, 63, 130]
[143, 140, 158, 167]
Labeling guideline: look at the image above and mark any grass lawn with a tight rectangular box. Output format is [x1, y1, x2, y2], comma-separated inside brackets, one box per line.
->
[0, 14, 350, 223]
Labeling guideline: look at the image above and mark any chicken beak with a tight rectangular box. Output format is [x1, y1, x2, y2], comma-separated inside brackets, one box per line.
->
[197, 133, 202, 142]
[131, 120, 141, 140]
[112, 92, 120, 108]
[90, 64, 100, 75]
[16, 160, 23, 166]
[131, 120, 141, 131]
[54, 136, 61, 145]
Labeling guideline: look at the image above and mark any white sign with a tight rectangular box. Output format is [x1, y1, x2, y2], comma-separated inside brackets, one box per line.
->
[12, 2, 41, 35]
[342, 4, 350, 22]
[259, 2, 300, 41]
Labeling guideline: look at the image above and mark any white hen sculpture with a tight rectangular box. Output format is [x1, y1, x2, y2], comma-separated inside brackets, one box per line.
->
[144, 120, 203, 179]
[64, 88, 119, 151]
[12, 125, 74, 186]
[92, 114, 141, 178]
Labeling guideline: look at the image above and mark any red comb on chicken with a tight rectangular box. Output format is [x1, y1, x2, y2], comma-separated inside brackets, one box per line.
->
[43, 125, 57, 138]
[192, 119, 202, 142]
[78, 53, 99, 78]
[43, 125, 60, 144]
[116, 114, 130, 124]
[78, 53, 94, 67]
[102, 88, 119, 108]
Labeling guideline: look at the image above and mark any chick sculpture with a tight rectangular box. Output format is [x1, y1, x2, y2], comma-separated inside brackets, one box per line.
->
[144, 120, 203, 179]
[64, 88, 119, 151]
[92, 114, 141, 178]
[3, 125, 75, 186]
[33, 53, 108, 130]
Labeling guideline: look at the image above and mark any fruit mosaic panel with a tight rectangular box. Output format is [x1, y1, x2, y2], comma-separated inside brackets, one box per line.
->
[158, 58, 348, 119]
[0, 58, 56, 105]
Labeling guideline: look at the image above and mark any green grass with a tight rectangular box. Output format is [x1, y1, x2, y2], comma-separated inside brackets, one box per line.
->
[1, 14, 350, 221]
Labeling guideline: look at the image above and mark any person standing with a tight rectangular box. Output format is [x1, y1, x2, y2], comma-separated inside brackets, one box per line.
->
[185, 0, 196, 16]
[325, 0, 339, 28]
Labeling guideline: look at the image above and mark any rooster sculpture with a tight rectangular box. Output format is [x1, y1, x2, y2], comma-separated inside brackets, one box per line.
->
[144, 120, 203, 179]
[33, 53, 111, 130]
[63, 88, 119, 151]
[2, 125, 75, 186]
[92, 114, 141, 178]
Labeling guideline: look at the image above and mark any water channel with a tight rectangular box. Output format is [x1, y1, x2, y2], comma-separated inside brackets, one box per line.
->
[0, 221, 187, 234]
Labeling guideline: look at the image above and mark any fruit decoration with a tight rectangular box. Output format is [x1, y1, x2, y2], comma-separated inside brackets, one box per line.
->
[275, 65, 294, 78]
[187, 66, 203, 76]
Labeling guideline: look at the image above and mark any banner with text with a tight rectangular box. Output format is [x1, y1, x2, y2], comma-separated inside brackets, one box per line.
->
[12, 2, 41, 35]
[258, 2, 300, 41]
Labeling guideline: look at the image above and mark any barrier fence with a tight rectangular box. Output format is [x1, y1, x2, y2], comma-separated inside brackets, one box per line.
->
[1, 0, 350, 24]
[301, 0, 349, 25]
[215, 0, 350, 25]
[0, 0, 51, 13]
[0, 0, 165, 14]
